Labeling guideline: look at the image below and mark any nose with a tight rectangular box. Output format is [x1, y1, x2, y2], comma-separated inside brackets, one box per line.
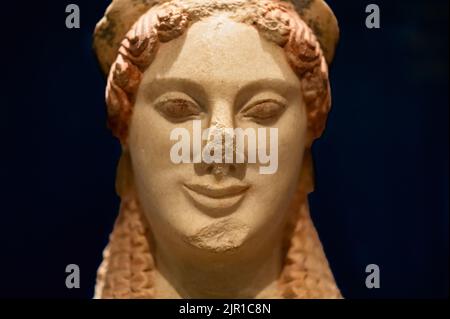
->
[205, 127, 236, 179]
[194, 100, 246, 180]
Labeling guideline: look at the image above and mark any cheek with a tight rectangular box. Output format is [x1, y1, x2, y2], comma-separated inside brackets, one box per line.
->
[127, 104, 192, 232]
[244, 103, 307, 226]
[128, 105, 182, 175]
[277, 102, 307, 175]
[127, 105, 183, 203]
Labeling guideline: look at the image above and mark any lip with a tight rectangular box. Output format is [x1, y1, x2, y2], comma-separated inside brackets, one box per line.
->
[184, 182, 249, 198]
[183, 180, 250, 216]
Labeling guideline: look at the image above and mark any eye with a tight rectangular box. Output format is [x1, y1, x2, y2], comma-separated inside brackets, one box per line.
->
[240, 99, 286, 123]
[155, 97, 202, 121]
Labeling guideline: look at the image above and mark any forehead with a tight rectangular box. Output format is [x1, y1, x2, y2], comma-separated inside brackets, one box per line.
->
[140, 14, 300, 89]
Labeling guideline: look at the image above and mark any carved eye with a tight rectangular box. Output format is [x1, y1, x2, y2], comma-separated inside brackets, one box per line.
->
[155, 98, 201, 121]
[241, 99, 286, 123]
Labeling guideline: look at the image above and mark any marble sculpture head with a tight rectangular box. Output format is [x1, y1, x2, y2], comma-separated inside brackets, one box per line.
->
[93, 0, 340, 299]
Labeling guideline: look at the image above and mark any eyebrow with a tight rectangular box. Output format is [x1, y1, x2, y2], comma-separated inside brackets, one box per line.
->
[234, 78, 300, 105]
[144, 77, 208, 102]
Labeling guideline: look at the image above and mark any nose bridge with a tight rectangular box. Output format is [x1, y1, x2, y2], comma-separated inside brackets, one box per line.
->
[206, 98, 235, 161]
[207, 98, 235, 132]
[200, 98, 242, 180]
[206, 98, 234, 160]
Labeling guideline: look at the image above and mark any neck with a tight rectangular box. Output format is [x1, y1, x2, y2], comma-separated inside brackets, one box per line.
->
[152, 230, 284, 298]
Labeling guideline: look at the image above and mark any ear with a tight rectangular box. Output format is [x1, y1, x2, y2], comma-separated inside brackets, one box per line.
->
[115, 150, 134, 198]
[298, 148, 315, 196]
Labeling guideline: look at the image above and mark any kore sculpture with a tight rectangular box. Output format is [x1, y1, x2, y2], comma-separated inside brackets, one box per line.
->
[93, 0, 340, 299]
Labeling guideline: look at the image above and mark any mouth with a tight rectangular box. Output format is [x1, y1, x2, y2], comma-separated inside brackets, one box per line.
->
[183, 180, 250, 216]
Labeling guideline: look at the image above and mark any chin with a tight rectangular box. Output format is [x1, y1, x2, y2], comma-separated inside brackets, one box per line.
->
[182, 217, 251, 253]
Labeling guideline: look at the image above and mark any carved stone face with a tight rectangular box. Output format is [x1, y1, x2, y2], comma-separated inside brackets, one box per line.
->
[128, 15, 307, 254]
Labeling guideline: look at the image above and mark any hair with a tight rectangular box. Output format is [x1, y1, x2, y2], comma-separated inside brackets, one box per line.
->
[95, 0, 341, 298]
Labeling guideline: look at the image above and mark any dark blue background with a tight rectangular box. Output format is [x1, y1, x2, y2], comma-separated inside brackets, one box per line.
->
[0, 0, 448, 298]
